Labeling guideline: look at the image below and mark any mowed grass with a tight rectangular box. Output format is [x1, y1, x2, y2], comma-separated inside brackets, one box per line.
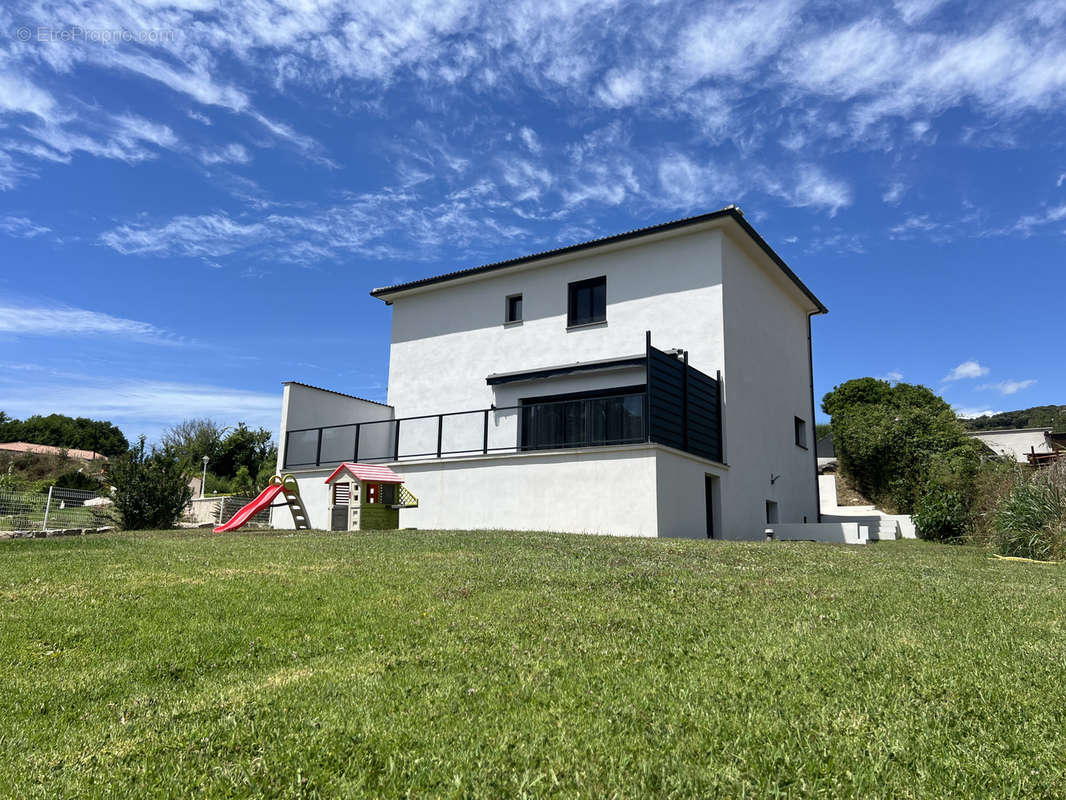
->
[2, 531, 1065, 798]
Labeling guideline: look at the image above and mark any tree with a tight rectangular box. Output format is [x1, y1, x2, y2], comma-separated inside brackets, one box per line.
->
[214, 423, 274, 482]
[106, 438, 192, 530]
[0, 413, 128, 456]
[822, 378, 981, 517]
[162, 418, 224, 470]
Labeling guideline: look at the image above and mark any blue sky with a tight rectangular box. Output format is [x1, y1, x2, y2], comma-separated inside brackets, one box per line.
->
[2, 0, 1064, 443]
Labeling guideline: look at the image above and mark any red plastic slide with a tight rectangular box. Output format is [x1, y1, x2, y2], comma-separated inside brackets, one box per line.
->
[213, 483, 285, 532]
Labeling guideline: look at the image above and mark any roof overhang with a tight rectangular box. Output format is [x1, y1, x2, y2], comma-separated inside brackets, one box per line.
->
[486, 354, 646, 386]
[370, 206, 828, 315]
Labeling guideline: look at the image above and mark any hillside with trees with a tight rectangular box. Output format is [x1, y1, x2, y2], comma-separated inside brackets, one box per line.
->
[0, 412, 128, 457]
[961, 405, 1066, 432]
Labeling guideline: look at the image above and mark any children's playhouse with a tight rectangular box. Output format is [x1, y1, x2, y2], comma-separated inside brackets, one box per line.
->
[323, 462, 419, 531]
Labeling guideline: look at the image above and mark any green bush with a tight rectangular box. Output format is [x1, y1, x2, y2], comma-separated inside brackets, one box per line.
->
[993, 466, 1066, 560]
[231, 465, 254, 496]
[52, 468, 104, 492]
[822, 378, 982, 531]
[106, 438, 192, 530]
[913, 484, 972, 542]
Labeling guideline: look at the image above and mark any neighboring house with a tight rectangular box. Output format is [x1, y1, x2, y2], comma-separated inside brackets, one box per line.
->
[816, 432, 836, 473]
[273, 206, 827, 539]
[0, 441, 105, 460]
[970, 427, 1064, 466]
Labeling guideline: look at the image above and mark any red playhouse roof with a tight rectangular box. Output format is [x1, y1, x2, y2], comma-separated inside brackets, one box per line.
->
[324, 462, 405, 484]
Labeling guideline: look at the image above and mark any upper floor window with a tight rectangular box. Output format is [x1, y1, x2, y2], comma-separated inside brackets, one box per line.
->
[794, 416, 807, 449]
[568, 276, 606, 327]
[506, 293, 523, 323]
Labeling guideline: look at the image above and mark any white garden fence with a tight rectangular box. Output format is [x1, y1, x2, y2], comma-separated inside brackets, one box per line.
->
[0, 486, 110, 532]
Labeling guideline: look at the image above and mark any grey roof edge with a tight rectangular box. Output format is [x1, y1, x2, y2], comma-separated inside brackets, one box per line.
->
[283, 380, 392, 407]
[370, 206, 828, 314]
[970, 427, 1053, 435]
[486, 354, 646, 385]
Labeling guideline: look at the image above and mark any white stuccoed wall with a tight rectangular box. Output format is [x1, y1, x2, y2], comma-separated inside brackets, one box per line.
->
[391, 446, 660, 536]
[273, 383, 395, 527]
[719, 233, 821, 536]
[277, 217, 824, 540]
[385, 228, 726, 417]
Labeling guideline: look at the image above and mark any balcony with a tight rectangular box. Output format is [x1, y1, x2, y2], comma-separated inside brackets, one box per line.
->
[282, 341, 723, 469]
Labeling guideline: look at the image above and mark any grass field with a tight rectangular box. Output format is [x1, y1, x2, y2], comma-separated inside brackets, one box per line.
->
[2, 530, 1065, 798]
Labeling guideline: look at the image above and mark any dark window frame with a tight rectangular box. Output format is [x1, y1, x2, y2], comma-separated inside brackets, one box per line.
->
[518, 384, 645, 451]
[505, 293, 523, 324]
[794, 416, 807, 449]
[567, 275, 607, 327]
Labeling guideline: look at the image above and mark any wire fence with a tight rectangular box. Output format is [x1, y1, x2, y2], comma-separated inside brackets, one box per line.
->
[183, 495, 271, 527]
[0, 486, 112, 532]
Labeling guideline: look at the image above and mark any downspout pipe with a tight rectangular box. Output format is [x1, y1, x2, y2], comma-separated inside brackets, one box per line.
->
[807, 310, 822, 522]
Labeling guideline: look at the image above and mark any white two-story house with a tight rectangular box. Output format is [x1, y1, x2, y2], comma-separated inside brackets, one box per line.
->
[273, 206, 827, 539]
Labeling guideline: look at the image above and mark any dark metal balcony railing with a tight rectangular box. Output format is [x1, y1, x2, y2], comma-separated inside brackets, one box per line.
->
[283, 391, 648, 469]
[282, 338, 724, 470]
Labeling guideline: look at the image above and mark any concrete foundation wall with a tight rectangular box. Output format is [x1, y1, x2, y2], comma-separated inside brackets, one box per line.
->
[769, 522, 867, 545]
[390, 446, 660, 537]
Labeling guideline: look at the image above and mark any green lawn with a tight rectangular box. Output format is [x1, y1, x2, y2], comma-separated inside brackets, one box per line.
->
[2, 530, 1064, 798]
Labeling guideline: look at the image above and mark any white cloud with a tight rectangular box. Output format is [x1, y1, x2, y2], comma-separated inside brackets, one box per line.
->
[0, 371, 281, 443]
[1005, 204, 1066, 236]
[789, 165, 852, 215]
[678, 0, 800, 83]
[100, 214, 266, 258]
[882, 182, 907, 204]
[198, 143, 252, 165]
[763, 164, 852, 216]
[104, 51, 250, 112]
[0, 216, 50, 238]
[0, 73, 57, 119]
[0, 304, 180, 344]
[499, 158, 554, 202]
[889, 214, 939, 238]
[979, 379, 1037, 395]
[657, 153, 739, 210]
[596, 68, 647, 108]
[894, 0, 946, 25]
[518, 126, 541, 154]
[943, 360, 990, 381]
[881, 370, 904, 382]
[954, 407, 1000, 419]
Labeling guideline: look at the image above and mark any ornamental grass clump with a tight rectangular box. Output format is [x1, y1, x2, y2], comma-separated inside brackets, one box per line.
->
[993, 462, 1066, 561]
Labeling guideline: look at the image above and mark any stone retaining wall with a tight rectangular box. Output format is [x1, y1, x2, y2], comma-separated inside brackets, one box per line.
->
[0, 526, 115, 540]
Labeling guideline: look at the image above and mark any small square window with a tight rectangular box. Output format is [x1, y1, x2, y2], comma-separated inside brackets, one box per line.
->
[567, 276, 606, 327]
[506, 294, 523, 323]
[794, 416, 807, 449]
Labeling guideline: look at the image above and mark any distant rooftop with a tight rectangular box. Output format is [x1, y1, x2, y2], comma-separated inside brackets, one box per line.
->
[0, 442, 105, 460]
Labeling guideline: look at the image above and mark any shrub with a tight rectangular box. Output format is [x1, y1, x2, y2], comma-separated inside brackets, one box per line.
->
[914, 483, 972, 542]
[107, 438, 192, 530]
[231, 466, 254, 496]
[53, 468, 104, 492]
[992, 464, 1066, 560]
[822, 378, 980, 516]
